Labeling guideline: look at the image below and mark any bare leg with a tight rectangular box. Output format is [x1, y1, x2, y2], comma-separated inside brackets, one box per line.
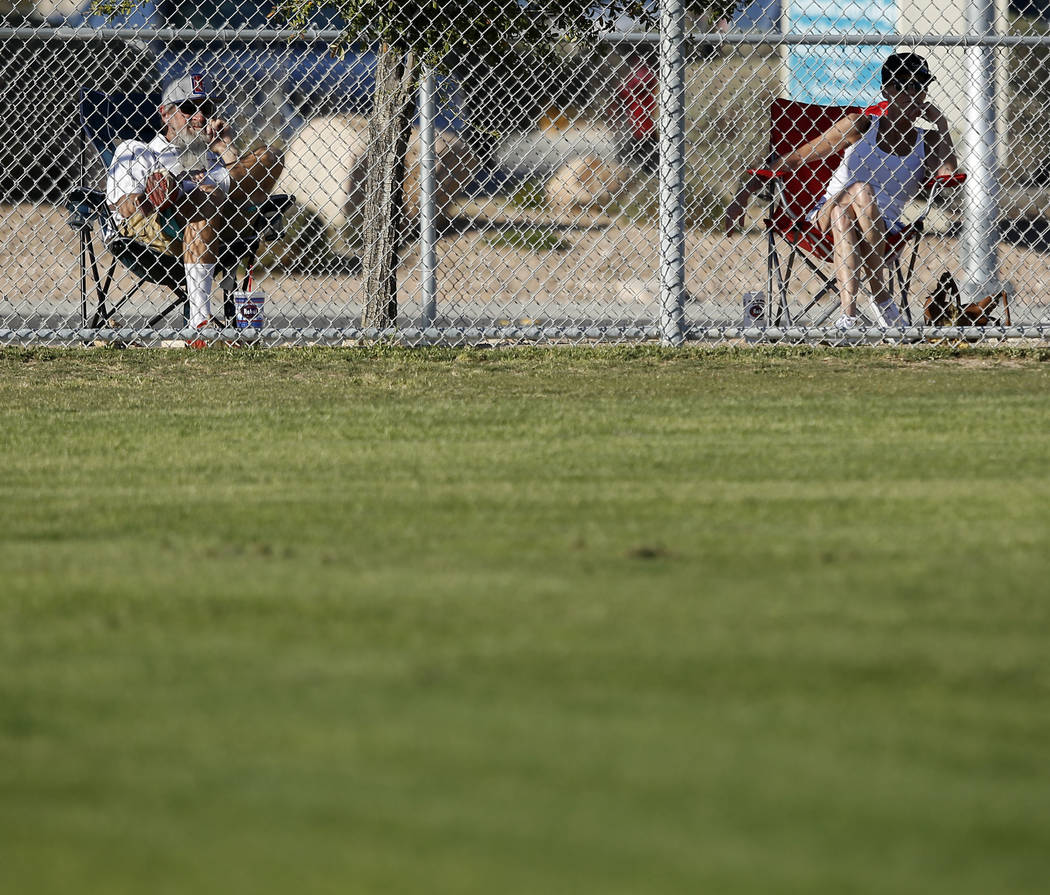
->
[843, 182, 892, 307]
[183, 218, 216, 265]
[817, 181, 897, 321]
[825, 201, 863, 317]
[172, 150, 284, 332]
[214, 149, 286, 251]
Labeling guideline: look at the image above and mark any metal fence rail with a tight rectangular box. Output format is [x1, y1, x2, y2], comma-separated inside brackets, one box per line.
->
[3, 1, 1050, 346]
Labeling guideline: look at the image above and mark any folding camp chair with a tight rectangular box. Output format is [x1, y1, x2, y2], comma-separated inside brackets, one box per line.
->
[747, 98, 966, 328]
[65, 89, 293, 330]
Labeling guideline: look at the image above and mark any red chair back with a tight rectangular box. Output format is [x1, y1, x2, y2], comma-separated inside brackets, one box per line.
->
[768, 98, 885, 221]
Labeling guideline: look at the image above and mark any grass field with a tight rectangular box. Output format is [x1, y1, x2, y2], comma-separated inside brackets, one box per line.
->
[2, 345, 1049, 894]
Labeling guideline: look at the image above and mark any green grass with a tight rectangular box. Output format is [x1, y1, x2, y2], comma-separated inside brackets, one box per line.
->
[2, 345, 1049, 894]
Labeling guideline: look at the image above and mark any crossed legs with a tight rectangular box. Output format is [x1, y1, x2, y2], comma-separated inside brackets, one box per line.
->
[816, 181, 902, 324]
[179, 147, 285, 262]
[177, 148, 284, 328]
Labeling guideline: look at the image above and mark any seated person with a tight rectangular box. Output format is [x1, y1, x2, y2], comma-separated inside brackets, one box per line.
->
[725, 53, 960, 329]
[105, 72, 284, 335]
[611, 47, 658, 174]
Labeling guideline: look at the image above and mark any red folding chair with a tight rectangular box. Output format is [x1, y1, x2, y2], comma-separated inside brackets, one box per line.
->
[748, 98, 966, 327]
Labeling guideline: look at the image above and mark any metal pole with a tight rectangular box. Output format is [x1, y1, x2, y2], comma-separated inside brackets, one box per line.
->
[4, 26, 1043, 48]
[961, 0, 1003, 306]
[418, 68, 438, 328]
[659, 0, 687, 345]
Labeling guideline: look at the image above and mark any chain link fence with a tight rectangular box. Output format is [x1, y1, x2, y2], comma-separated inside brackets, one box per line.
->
[3, 1, 1050, 345]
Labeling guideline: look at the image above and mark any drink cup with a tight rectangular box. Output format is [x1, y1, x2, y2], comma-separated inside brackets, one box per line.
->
[233, 291, 265, 330]
[742, 291, 766, 340]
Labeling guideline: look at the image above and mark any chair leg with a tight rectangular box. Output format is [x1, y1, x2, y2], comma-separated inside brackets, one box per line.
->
[210, 264, 236, 324]
[79, 230, 89, 325]
[147, 290, 188, 328]
[107, 278, 149, 321]
[898, 237, 921, 326]
[223, 283, 236, 324]
[777, 250, 796, 327]
[796, 285, 834, 323]
[85, 239, 115, 329]
[790, 249, 841, 325]
[765, 229, 776, 326]
[224, 236, 265, 324]
[99, 258, 117, 309]
[811, 294, 840, 326]
[767, 229, 791, 327]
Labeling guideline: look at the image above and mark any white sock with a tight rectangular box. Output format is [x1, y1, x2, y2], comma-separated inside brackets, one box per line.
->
[185, 263, 215, 328]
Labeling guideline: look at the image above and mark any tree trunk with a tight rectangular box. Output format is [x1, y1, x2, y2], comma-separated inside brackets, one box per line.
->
[361, 43, 418, 329]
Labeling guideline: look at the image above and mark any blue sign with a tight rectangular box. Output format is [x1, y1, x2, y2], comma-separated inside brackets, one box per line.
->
[787, 0, 897, 105]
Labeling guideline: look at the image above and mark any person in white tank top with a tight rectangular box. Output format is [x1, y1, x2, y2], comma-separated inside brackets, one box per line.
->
[726, 53, 960, 329]
[821, 116, 926, 236]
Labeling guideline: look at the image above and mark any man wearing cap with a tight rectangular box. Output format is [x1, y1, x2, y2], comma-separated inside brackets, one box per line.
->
[106, 72, 284, 336]
[725, 52, 960, 330]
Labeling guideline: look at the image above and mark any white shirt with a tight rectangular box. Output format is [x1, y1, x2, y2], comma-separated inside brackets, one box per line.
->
[824, 117, 926, 230]
[106, 133, 231, 224]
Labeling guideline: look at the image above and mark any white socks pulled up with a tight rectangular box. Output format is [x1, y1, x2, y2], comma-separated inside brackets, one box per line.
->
[185, 262, 215, 328]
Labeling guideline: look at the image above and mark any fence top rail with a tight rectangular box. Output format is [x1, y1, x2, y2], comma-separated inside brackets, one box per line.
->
[0, 26, 1047, 48]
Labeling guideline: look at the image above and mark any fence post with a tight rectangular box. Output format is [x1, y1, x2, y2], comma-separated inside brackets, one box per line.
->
[961, 0, 1004, 306]
[659, 0, 687, 345]
[419, 67, 438, 328]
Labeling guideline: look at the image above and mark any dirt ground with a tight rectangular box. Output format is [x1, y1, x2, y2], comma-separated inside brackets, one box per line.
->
[3, 200, 1049, 336]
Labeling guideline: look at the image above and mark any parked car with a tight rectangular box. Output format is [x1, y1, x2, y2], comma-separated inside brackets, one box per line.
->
[67, 1, 463, 142]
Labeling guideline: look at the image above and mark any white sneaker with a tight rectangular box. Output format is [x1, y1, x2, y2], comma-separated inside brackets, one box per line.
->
[870, 299, 904, 327]
[834, 314, 859, 330]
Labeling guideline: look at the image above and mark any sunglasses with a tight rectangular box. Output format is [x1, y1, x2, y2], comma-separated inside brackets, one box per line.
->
[889, 79, 932, 92]
[178, 99, 215, 117]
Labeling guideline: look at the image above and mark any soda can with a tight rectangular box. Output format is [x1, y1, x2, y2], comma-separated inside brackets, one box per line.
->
[742, 291, 766, 340]
[232, 291, 265, 330]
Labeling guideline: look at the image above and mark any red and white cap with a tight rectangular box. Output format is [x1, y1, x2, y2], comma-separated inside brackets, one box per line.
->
[161, 72, 214, 106]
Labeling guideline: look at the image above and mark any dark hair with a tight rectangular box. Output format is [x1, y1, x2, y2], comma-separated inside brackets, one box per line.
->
[881, 53, 934, 88]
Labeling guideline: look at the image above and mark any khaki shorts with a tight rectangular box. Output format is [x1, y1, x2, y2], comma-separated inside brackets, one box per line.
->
[116, 208, 182, 256]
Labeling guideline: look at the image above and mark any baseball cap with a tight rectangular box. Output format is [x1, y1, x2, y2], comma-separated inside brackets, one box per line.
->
[881, 53, 934, 89]
[161, 72, 215, 106]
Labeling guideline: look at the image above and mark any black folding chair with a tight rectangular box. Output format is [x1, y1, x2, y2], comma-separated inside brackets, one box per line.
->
[65, 89, 293, 329]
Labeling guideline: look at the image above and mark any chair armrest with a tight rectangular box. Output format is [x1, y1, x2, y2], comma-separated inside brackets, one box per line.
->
[258, 193, 296, 217]
[65, 187, 109, 230]
[67, 186, 107, 207]
[926, 172, 967, 189]
[746, 168, 789, 181]
[251, 194, 296, 241]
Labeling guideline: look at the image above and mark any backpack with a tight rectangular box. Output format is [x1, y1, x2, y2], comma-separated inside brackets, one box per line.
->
[925, 271, 1005, 326]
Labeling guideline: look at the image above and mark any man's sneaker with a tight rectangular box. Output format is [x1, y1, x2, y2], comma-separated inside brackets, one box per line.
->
[834, 314, 859, 330]
[187, 319, 210, 349]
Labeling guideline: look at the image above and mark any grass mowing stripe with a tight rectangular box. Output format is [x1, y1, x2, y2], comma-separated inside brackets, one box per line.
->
[1, 347, 1048, 894]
